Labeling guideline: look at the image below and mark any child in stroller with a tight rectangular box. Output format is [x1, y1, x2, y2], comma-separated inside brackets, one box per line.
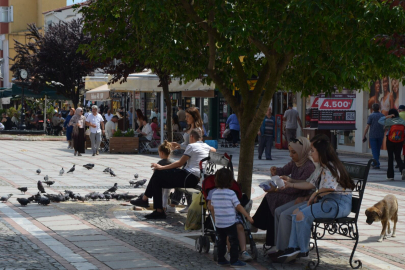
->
[207, 168, 256, 266]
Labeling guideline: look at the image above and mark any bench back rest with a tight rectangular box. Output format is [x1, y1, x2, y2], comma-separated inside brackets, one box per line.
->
[342, 159, 373, 222]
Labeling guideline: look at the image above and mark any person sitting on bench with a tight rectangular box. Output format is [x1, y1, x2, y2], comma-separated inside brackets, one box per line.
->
[131, 128, 216, 219]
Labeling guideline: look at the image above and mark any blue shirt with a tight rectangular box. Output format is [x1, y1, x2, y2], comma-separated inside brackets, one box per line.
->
[367, 112, 384, 138]
[226, 114, 240, 131]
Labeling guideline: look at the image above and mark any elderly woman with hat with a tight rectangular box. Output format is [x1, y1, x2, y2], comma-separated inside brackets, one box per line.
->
[252, 137, 315, 255]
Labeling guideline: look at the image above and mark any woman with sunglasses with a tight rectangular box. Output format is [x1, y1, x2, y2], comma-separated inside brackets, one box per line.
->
[277, 134, 354, 263]
[252, 137, 315, 255]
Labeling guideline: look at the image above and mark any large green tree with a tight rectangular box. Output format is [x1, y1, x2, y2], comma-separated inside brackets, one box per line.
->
[81, 0, 405, 197]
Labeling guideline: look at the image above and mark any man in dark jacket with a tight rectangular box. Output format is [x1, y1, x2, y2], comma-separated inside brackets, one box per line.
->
[258, 107, 275, 160]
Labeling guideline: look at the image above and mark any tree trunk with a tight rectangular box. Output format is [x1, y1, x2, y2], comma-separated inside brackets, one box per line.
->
[161, 78, 173, 142]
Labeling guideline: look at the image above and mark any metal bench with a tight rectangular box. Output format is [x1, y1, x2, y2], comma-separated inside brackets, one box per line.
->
[309, 159, 374, 269]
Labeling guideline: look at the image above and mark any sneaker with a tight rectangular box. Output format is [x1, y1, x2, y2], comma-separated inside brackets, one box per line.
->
[217, 260, 230, 266]
[277, 248, 300, 263]
[92, 153, 95, 156]
[230, 260, 246, 267]
[297, 251, 309, 258]
[166, 205, 177, 213]
[179, 205, 189, 213]
[386, 178, 395, 181]
[240, 251, 252, 262]
[144, 210, 166, 219]
[262, 244, 273, 255]
[402, 170, 405, 180]
[268, 250, 285, 258]
[225, 252, 230, 262]
[258, 156, 262, 160]
[130, 197, 150, 208]
[265, 246, 277, 255]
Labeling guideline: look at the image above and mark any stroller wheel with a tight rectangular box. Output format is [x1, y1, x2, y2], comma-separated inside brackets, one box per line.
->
[213, 245, 218, 261]
[203, 236, 210, 253]
[250, 241, 258, 260]
[195, 236, 203, 253]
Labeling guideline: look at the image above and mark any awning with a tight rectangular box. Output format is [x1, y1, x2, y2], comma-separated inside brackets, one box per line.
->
[84, 75, 109, 90]
[182, 90, 215, 98]
[85, 84, 110, 101]
[11, 84, 70, 100]
[0, 88, 12, 98]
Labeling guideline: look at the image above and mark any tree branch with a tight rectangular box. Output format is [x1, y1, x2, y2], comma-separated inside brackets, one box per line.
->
[206, 68, 239, 113]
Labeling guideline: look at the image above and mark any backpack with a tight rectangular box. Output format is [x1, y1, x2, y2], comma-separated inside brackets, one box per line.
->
[388, 124, 405, 143]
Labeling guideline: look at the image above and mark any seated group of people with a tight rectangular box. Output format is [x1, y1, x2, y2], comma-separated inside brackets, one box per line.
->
[132, 125, 354, 265]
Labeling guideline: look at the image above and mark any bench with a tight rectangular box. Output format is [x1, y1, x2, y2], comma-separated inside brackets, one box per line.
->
[309, 159, 374, 269]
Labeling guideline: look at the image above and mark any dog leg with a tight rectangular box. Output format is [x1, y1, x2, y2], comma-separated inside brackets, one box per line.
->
[378, 221, 387, 242]
[392, 212, 398, 238]
[387, 221, 391, 235]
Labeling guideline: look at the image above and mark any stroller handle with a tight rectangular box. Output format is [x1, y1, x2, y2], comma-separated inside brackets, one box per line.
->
[199, 157, 211, 172]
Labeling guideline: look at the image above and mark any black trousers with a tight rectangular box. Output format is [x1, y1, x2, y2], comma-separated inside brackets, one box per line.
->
[252, 197, 275, 246]
[217, 224, 239, 264]
[144, 169, 199, 210]
[230, 129, 240, 145]
[386, 138, 405, 178]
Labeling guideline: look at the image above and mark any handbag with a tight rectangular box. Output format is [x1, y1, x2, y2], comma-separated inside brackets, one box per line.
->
[223, 128, 231, 137]
[85, 129, 91, 136]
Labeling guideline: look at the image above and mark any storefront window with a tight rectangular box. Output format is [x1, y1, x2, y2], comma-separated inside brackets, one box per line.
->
[338, 130, 355, 146]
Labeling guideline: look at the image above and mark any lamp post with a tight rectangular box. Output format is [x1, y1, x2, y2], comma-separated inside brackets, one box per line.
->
[19, 69, 28, 130]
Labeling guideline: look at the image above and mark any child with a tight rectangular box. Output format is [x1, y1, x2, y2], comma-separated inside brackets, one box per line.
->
[211, 168, 254, 267]
[157, 141, 175, 212]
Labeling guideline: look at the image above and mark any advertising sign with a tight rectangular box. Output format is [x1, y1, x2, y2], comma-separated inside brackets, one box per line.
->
[220, 123, 226, 138]
[318, 94, 356, 130]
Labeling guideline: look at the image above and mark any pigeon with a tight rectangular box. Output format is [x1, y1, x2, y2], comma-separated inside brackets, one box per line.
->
[17, 187, 28, 194]
[65, 190, 75, 200]
[129, 180, 136, 187]
[36, 169, 41, 175]
[98, 193, 106, 200]
[104, 183, 118, 194]
[37, 181, 46, 193]
[44, 175, 49, 181]
[134, 173, 139, 179]
[0, 194, 12, 203]
[59, 168, 64, 176]
[103, 167, 110, 173]
[104, 193, 112, 201]
[43, 181, 55, 187]
[67, 165, 75, 174]
[110, 169, 116, 177]
[17, 198, 30, 206]
[83, 164, 94, 170]
[38, 197, 50, 206]
[133, 179, 147, 188]
[76, 194, 85, 202]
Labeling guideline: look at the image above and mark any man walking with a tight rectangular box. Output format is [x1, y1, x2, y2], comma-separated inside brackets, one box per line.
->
[177, 106, 187, 130]
[86, 105, 105, 156]
[363, 103, 384, 169]
[258, 107, 275, 160]
[283, 103, 303, 143]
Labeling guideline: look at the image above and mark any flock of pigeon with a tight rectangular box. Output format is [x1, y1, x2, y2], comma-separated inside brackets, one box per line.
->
[0, 165, 148, 207]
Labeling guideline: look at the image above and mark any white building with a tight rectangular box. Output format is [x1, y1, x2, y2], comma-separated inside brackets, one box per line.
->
[43, 1, 87, 28]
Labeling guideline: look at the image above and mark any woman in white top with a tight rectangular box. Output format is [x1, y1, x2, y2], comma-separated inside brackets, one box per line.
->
[277, 134, 355, 262]
[137, 118, 153, 141]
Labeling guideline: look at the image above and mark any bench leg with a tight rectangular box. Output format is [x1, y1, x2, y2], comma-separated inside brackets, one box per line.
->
[308, 224, 321, 270]
[349, 223, 362, 269]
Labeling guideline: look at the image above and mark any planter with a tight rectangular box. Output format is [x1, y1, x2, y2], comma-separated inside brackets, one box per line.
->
[109, 137, 139, 154]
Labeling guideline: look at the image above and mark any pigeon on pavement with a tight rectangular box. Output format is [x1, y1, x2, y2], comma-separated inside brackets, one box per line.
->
[37, 181, 46, 193]
[38, 197, 50, 206]
[103, 167, 110, 173]
[59, 168, 64, 176]
[104, 193, 112, 200]
[36, 169, 41, 175]
[43, 181, 55, 187]
[17, 198, 30, 206]
[67, 165, 75, 173]
[0, 194, 12, 203]
[83, 164, 94, 170]
[109, 169, 116, 177]
[133, 179, 147, 188]
[17, 187, 28, 194]
[44, 175, 49, 181]
[104, 183, 118, 194]
[134, 173, 139, 179]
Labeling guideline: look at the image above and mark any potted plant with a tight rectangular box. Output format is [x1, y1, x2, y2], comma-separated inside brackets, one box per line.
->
[109, 129, 139, 154]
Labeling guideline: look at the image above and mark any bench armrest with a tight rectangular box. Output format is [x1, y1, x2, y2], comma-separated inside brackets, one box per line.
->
[310, 190, 352, 219]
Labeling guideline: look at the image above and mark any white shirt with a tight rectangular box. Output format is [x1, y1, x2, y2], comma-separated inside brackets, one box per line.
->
[141, 123, 153, 140]
[86, 113, 104, 133]
[105, 120, 117, 139]
[105, 113, 113, 122]
[183, 141, 212, 176]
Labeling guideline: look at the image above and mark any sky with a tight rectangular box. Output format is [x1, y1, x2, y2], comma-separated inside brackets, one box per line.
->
[66, 0, 87, 6]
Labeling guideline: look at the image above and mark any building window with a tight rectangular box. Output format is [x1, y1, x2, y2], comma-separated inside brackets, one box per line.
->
[0, 6, 13, 23]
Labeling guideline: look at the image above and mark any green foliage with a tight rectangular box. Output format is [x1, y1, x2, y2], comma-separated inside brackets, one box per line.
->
[124, 129, 135, 137]
[113, 129, 123, 137]
[6, 106, 20, 118]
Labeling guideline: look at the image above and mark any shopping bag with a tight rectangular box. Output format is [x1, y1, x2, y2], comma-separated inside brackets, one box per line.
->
[205, 140, 218, 149]
[185, 192, 205, 230]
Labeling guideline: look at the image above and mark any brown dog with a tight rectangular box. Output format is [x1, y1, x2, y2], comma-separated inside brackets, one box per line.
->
[365, 194, 398, 242]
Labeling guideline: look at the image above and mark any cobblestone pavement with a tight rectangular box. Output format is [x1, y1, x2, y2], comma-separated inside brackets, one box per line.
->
[0, 140, 404, 270]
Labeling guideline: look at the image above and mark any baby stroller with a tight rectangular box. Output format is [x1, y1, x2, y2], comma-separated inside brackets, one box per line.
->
[194, 152, 258, 261]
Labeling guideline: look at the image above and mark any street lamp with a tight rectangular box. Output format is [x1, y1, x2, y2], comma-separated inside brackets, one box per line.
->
[19, 69, 28, 130]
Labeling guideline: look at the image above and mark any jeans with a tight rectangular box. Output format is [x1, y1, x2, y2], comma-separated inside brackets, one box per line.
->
[258, 135, 273, 159]
[288, 193, 352, 253]
[144, 169, 199, 210]
[216, 223, 239, 264]
[89, 132, 101, 154]
[369, 137, 383, 167]
[386, 138, 405, 178]
[285, 128, 296, 143]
